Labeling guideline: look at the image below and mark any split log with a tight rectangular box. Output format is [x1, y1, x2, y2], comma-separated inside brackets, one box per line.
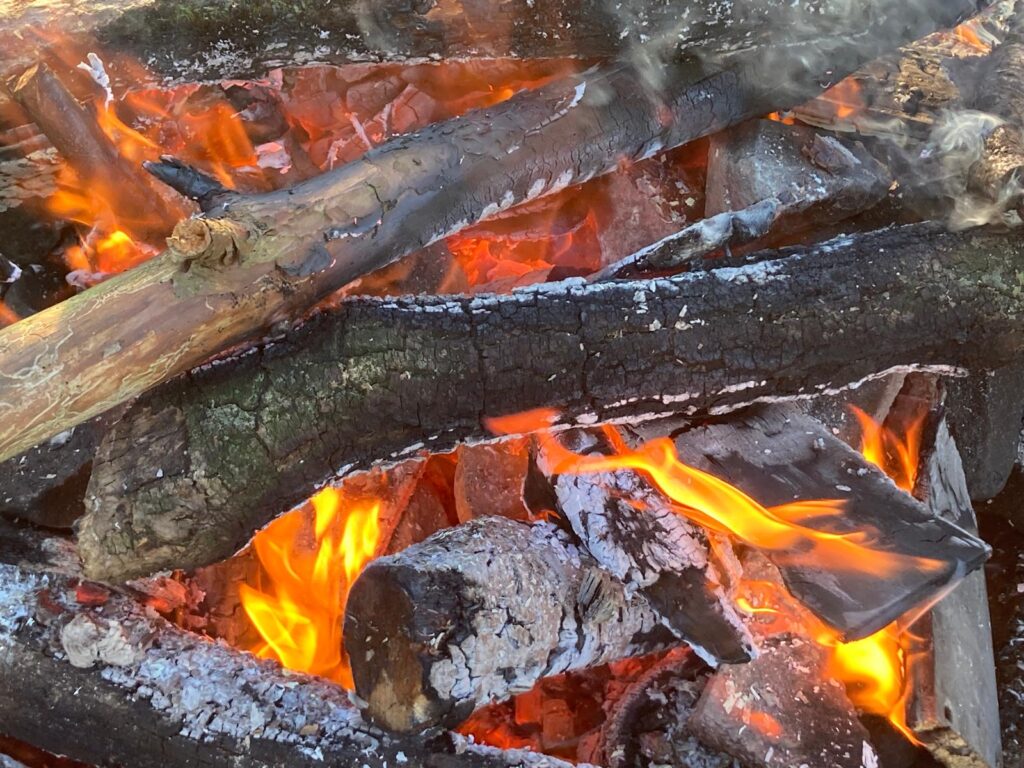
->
[0, 0, 986, 82]
[651, 405, 990, 640]
[0, 0, 991, 464]
[908, 417, 1002, 767]
[343, 516, 678, 732]
[78, 222, 1024, 582]
[0, 550, 586, 768]
[533, 431, 754, 664]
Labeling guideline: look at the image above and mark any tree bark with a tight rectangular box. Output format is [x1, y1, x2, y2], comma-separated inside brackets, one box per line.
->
[76, 222, 1024, 583]
[344, 516, 679, 732]
[0, 42, 869, 466]
[0, 553, 585, 768]
[0, 0, 986, 82]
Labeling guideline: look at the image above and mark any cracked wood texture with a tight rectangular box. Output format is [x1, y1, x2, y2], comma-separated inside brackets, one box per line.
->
[0, 0, 988, 464]
[0, 44, 856, 465]
[0, 552, 586, 768]
[534, 431, 754, 665]
[77, 222, 1024, 583]
[344, 516, 676, 732]
[0, 0, 987, 82]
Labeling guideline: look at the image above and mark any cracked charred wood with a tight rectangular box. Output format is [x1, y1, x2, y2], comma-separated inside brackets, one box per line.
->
[0, 0, 993, 464]
[0, 562, 584, 768]
[76, 222, 1024, 583]
[908, 417, 1002, 767]
[343, 516, 677, 733]
[0, 0, 985, 82]
[532, 431, 753, 664]
[646, 405, 990, 641]
[7, 64, 191, 245]
[0, 42, 888, 466]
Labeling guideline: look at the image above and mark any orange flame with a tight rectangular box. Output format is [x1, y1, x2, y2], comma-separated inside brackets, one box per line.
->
[0, 301, 19, 328]
[851, 405, 926, 492]
[953, 20, 992, 53]
[238, 487, 381, 687]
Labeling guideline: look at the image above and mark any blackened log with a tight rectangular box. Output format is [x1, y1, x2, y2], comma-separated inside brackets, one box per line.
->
[0, 560, 585, 768]
[533, 432, 753, 664]
[77, 222, 1024, 582]
[344, 516, 677, 732]
[0, 0, 993, 464]
[908, 417, 1002, 767]
[649, 405, 990, 640]
[0, 0, 986, 82]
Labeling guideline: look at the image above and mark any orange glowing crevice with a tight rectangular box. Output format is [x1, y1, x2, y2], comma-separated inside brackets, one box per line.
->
[239, 487, 381, 688]
[851, 405, 927, 492]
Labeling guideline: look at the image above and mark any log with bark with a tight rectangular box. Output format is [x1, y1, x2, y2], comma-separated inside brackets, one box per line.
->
[0, 534, 586, 768]
[343, 516, 691, 732]
[0, 0, 988, 83]
[0, 0, 990, 464]
[77, 222, 1024, 582]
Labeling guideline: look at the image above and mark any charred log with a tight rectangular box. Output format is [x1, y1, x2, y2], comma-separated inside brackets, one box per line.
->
[343, 516, 678, 732]
[0, 0, 994, 464]
[0, 551, 584, 768]
[77, 223, 1024, 582]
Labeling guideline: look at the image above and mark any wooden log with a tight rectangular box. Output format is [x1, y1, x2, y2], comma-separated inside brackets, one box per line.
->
[77, 222, 1024, 582]
[0, 39, 881, 465]
[533, 431, 754, 664]
[0, 0, 986, 82]
[651, 405, 990, 641]
[343, 516, 678, 732]
[0, 0, 994, 464]
[0, 549, 586, 768]
[908, 416, 1002, 767]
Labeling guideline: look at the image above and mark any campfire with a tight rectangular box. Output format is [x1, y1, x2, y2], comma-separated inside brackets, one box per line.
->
[1, 1, 1022, 767]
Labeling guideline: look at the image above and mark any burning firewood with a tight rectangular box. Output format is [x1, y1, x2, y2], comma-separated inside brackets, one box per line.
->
[77, 222, 1024, 583]
[0, 0, 987, 465]
[343, 516, 679, 732]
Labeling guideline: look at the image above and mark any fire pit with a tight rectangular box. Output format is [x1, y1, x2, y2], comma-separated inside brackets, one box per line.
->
[0, 1, 1021, 767]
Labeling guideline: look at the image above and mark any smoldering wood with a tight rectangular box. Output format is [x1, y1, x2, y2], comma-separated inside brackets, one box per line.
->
[77, 222, 1024, 583]
[944, 360, 1024, 501]
[0, 0, 986, 83]
[7, 63, 191, 245]
[0, 0, 995, 465]
[0, 40, 889, 467]
[0, 555, 586, 768]
[644, 405, 990, 641]
[344, 516, 678, 732]
[533, 431, 753, 665]
[908, 418, 1002, 767]
[688, 634, 876, 768]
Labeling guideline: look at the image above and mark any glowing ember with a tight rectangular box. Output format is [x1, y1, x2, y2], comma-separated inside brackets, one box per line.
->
[851, 405, 926, 492]
[238, 487, 380, 688]
[0, 301, 19, 327]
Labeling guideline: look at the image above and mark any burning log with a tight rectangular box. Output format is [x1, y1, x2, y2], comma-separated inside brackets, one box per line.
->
[77, 222, 1024, 582]
[653, 405, 990, 640]
[532, 431, 754, 664]
[343, 516, 679, 732]
[0, 554, 585, 768]
[7, 63, 191, 245]
[0, 1, 990, 464]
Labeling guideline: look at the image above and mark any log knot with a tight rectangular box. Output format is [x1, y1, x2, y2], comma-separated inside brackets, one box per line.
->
[168, 217, 254, 269]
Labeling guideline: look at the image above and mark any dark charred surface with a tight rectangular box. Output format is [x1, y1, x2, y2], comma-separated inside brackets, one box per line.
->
[77, 224, 1024, 582]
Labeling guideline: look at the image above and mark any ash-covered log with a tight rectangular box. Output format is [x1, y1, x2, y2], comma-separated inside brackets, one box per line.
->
[0, 0, 992, 464]
[77, 223, 1024, 582]
[0, 543, 585, 768]
[650, 405, 990, 640]
[533, 431, 753, 664]
[343, 516, 683, 732]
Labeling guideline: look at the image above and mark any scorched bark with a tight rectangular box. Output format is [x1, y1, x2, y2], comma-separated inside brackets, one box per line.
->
[78, 222, 1024, 582]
